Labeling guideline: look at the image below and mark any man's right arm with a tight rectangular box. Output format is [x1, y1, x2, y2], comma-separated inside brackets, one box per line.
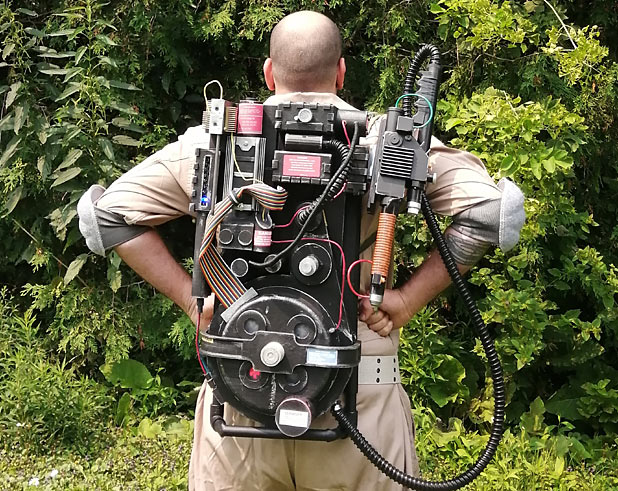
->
[77, 126, 214, 327]
[114, 229, 213, 326]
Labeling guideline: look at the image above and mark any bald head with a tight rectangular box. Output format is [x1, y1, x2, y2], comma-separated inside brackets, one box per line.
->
[266, 11, 344, 93]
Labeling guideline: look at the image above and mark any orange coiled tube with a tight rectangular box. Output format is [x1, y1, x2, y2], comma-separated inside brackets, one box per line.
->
[371, 213, 397, 278]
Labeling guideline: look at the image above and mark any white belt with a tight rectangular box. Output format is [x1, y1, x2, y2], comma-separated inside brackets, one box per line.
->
[358, 355, 401, 385]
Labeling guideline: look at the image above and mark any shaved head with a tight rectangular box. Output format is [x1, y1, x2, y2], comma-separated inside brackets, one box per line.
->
[268, 11, 343, 92]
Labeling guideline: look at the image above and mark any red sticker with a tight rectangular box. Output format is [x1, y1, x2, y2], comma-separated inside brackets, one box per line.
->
[282, 154, 321, 178]
[254, 229, 272, 247]
[237, 103, 263, 135]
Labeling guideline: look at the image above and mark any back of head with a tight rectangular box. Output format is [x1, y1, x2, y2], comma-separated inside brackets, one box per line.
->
[269, 11, 342, 92]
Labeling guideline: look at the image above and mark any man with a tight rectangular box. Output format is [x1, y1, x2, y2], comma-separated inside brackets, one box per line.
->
[78, 10, 524, 490]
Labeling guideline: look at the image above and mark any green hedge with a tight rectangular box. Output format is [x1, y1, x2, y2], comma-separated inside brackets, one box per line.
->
[1, 0, 618, 439]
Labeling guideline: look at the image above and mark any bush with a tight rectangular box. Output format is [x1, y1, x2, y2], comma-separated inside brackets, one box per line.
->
[0, 292, 112, 453]
[1, 0, 618, 441]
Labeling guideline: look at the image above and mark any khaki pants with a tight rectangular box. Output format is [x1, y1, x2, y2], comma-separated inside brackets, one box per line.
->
[189, 323, 420, 491]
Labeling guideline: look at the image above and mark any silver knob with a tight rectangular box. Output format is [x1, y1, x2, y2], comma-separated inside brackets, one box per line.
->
[297, 108, 313, 123]
[298, 255, 320, 276]
[261, 342, 285, 367]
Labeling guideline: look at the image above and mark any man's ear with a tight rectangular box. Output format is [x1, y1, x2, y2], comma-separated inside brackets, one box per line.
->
[336, 57, 346, 90]
[263, 58, 276, 91]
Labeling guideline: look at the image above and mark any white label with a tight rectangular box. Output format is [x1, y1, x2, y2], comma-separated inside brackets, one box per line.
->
[306, 348, 338, 366]
[279, 409, 310, 428]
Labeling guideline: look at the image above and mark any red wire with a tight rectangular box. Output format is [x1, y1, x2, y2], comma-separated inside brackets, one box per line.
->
[272, 238, 346, 329]
[274, 205, 308, 229]
[195, 311, 208, 376]
[333, 182, 347, 200]
[347, 259, 372, 299]
[342, 120, 351, 146]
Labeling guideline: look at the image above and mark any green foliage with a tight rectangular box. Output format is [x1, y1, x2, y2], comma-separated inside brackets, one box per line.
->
[101, 358, 181, 421]
[1, 0, 618, 465]
[0, 422, 193, 489]
[414, 404, 618, 489]
[0, 292, 111, 453]
[393, 0, 618, 437]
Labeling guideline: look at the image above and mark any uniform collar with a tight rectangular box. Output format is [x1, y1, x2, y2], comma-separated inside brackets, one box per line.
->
[263, 92, 358, 110]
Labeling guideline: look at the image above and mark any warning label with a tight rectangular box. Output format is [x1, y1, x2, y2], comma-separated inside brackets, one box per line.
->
[253, 229, 272, 248]
[282, 154, 322, 178]
[237, 104, 263, 134]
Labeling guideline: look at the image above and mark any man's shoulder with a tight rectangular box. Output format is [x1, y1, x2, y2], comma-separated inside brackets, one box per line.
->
[151, 125, 208, 163]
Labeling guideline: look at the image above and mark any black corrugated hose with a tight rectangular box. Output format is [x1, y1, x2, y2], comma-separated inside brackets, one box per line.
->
[402, 44, 441, 120]
[331, 44, 506, 490]
[332, 192, 506, 490]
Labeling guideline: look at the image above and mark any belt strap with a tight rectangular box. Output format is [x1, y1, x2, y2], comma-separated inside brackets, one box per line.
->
[358, 355, 401, 385]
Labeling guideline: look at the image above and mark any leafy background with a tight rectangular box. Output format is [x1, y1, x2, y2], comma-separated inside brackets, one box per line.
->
[1, 0, 618, 488]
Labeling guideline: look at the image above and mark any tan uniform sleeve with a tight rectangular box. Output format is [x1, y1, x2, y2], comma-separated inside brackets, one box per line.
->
[95, 127, 204, 226]
[425, 137, 501, 216]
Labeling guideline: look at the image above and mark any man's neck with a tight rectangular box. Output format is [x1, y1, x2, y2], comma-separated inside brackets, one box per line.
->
[274, 87, 337, 95]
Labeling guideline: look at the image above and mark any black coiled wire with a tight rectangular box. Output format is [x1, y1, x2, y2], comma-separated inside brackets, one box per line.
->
[297, 139, 352, 225]
[332, 44, 506, 490]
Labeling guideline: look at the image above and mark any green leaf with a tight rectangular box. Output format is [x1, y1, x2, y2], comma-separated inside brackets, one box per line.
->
[96, 34, 117, 46]
[162, 72, 171, 94]
[137, 418, 163, 438]
[56, 148, 83, 171]
[37, 155, 46, 175]
[55, 83, 81, 101]
[74, 46, 87, 64]
[99, 137, 115, 160]
[39, 68, 69, 75]
[521, 397, 546, 434]
[430, 3, 446, 14]
[109, 80, 140, 91]
[13, 104, 26, 134]
[0, 135, 21, 167]
[108, 269, 122, 292]
[51, 167, 81, 187]
[0, 113, 13, 131]
[64, 67, 83, 83]
[5, 82, 21, 108]
[2, 43, 15, 60]
[64, 253, 88, 285]
[17, 8, 38, 16]
[38, 50, 76, 59]
[500, 154, 517, 174]
[4, 186, 23, 215]
[546, 389, 581, 421]
[175, 80, 186, 99]
[99, 56, 118, 68]
[543, 157, 556, 173]
[110, 101, 138, 115]
[112, 135, 141, 146]
[112, 117, 146, 133]
[24, 27, 45, 37]
[530, 159, 542, 179]
[115, 392, 131, 426]
[103, 359, 152, 389]
[48, 29, 76, 37]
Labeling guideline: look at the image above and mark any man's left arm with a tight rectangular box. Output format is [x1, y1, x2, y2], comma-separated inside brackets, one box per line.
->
[360, 140, 525, 335]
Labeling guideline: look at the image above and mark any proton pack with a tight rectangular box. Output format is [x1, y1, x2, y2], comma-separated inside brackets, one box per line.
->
[191, 46, 506, 490]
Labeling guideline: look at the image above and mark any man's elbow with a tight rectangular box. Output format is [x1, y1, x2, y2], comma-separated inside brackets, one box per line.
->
[77, 184, 150, 256]
[445, 178, 525, 266]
